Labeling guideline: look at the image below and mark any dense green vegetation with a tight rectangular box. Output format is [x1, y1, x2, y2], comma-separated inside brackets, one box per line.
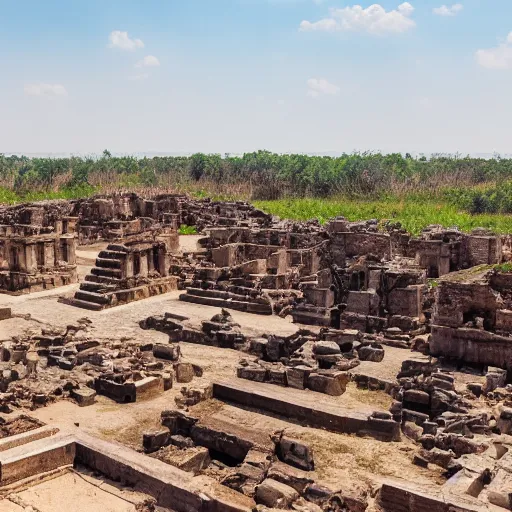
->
[2, 150, 512, 200]
[253, 196, 512, 235]
[2, 150, 512, 234]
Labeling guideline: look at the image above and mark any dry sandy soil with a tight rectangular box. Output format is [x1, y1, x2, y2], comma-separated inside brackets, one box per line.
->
[0, 468, 152, 512]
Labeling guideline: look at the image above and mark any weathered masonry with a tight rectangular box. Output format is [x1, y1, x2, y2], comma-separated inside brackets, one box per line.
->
[0, 213, 78, 293]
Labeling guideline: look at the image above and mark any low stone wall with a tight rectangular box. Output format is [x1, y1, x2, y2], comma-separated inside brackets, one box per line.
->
[213, 379, 400, 442]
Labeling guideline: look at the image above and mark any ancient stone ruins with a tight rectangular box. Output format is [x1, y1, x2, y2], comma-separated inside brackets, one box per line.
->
[0, 192, 511, 511]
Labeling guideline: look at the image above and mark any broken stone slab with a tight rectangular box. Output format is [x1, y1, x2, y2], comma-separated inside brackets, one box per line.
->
[174, 362, 195, 383]
[431, 373, 455, 391]
[190, 422, 256, 462]
[237, 365, 268, 383]
[94, 377, 136, 403]
[153, 343, 181, 361]
[419, 447, 455, 469]
[268, 367, 287, 387]
[484, 367, 507, 394]
[177, 385, 213, 407]
[307, 370, 350, 396]
[70, 387, 97, 407]
[161, 410, 199, 436]
[435, 433, 489, 457]
[256, 478, 299, 509]
[303, 483, 334, 505]
[242, 449, 273, 473]
[290, 498, 323, 512]
[249, 338, 268, 358]
[150, 445, 211, 475]
[323, 481, 370, 512]
[170, 435, 195, 449]
[143, 429, 171, 453]
[266, 337, 285, 362]
[286, 366, 313, 390]
[402, 421, 423, 442]
[275, 435, 314, 471]
[221, 462, 266, 497]
[312, 341, 341, 356]
[403, 389, 430, 407]
[357, 345, 385, 362]
[266, 461, 314, 494]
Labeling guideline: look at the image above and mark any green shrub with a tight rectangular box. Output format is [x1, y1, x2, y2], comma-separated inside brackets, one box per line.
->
[178, 224, 198, 235]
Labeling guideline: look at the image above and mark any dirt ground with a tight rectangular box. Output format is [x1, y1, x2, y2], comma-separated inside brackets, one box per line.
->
[0, 235, 447, 505]
[0, 468, 152, 512]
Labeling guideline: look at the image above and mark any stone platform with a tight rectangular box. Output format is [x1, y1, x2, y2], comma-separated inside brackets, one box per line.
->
[212, 379, 400, 441]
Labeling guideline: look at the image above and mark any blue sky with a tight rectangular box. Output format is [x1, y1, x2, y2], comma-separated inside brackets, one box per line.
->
[0, 0, 511, 155]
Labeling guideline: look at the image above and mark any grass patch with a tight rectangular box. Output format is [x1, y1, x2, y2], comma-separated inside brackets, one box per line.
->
[253, 196, 512, 235]
[0, 184, 97, 204]
[178, 224, 198, 235]
[494, 262, 512, 273]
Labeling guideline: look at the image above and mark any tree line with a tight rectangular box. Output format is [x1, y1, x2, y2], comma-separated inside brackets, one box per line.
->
[1, 150, 512, 200]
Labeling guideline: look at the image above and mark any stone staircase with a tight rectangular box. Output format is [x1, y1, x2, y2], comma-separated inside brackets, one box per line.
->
[179, 287, 273, 314]
[71, 245, 127, 310]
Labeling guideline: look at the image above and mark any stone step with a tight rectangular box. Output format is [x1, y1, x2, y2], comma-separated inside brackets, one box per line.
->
[91, 267, 122, 279]
[180, 293, 272, 315]
[75, 290, 110, 305]
[79, 281, 117, 293]
[107, 244, 129, 253]
[98, 250, 126, 260]
[95, 257, 122, 270]
[186, 287, 267, 304]
[84, 274, 122, 285]
[291, 308, 332, 327]
[69, 298, 104, 311]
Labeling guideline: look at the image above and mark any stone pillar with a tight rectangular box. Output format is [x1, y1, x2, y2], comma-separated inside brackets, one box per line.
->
[158, 248, 169, 277]
[148, 249, 155, 273]
[124, 253, 134, 278]
[54, 239, 62, 264]
[139, 251, 148, 277]
[66, 238, 76, 264]
[24, 243, 38, 273]
[45, 241, 55, 267]
[16, 243, 27, 272]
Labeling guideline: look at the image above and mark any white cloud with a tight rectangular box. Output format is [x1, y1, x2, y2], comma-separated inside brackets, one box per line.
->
[476, 32, 512, 70]
[307, 78, 340, 98]
[476, 46, 512, 70]
[135, 55, 160, 68]
[24, 83, 68, 97]
[129, 73, 149, 81]
[108, 30, 144, 51]
[300, 3, 416, 35]
[433, 4, 463, 16]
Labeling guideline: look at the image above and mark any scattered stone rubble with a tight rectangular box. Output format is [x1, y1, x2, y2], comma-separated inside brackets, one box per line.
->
[2, 194, 512, 510]
[143, 409, 369, 512]
[0, 317, 203, 412]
